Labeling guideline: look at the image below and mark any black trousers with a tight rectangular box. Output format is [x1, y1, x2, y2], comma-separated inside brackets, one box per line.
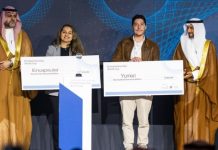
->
[48, 95, 59, 150]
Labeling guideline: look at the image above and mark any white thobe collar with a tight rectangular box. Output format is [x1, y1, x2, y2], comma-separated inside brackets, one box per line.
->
[5, 28, 16, 55]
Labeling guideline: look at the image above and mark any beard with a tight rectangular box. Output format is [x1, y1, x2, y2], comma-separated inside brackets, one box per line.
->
[4, 20, 16, 28]
[188, 32, 194, 39]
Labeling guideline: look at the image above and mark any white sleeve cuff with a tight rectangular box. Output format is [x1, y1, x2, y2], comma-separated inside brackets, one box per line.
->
[11, 57, 15, 63]
[192, 70, 199, 81]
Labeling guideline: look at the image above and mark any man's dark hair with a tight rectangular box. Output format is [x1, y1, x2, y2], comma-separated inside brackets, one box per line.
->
[132, 14, 146, 25]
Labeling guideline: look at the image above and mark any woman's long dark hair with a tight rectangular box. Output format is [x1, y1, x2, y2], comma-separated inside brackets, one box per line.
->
[52, 24, 85, 55]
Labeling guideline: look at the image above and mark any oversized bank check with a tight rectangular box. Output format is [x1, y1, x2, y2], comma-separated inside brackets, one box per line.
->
[103, 60, 184, 96]
[21, 55, 101, 90]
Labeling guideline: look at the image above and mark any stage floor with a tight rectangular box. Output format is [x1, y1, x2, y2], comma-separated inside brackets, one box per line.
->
[30, 116, 174, 150]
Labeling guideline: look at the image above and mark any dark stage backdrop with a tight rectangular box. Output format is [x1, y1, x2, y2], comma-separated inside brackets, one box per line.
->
[1, 0, 218, 125]
[1, 1, 218, 149]
[1, 0, 218, 61]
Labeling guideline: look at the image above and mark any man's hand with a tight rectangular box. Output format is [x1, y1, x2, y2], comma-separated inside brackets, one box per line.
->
[130, 57, 142, 62]
[0, 60, 12, 70]
[184, 71, 193, 79]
